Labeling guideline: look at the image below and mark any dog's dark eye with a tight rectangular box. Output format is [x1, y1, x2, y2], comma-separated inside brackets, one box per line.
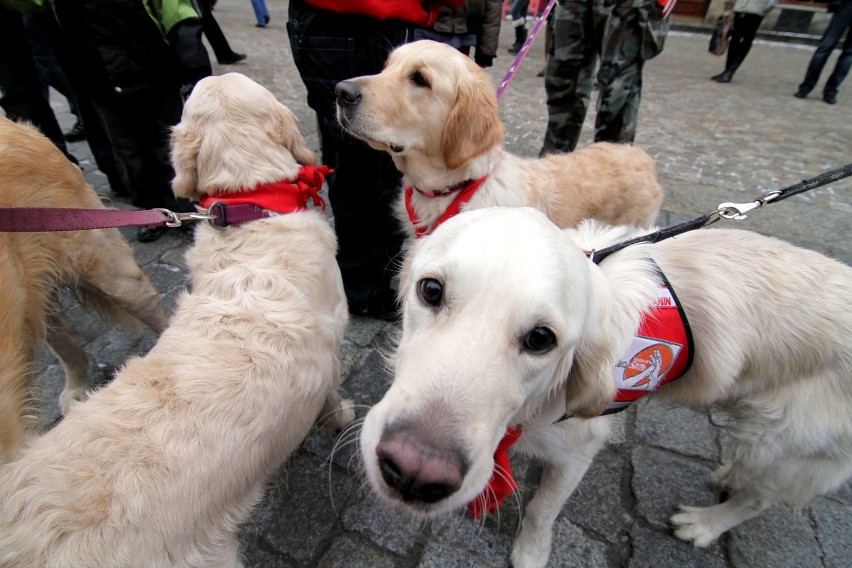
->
[418, 278, 443, 307]
[522, 327, 556, 354]
[411, 70, 430, 88]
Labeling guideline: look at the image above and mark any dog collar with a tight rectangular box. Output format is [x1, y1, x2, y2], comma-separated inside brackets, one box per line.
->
[198, 165, 331, 218]
[603, 263, 694, 415]
[405, 175, 488, 238]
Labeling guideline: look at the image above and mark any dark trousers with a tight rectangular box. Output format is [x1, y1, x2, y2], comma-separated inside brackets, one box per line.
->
[798, 0, 852, 97]
[725, 12, 763, 72]
[287, 0, 407, 312]
[0, 7, 73, 162]
[196, 0, 239, 63]
[92, 86, 186, 210]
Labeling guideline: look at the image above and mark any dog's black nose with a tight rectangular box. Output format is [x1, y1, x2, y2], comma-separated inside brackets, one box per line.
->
[335, 81, 361, 107]
[376, 431, 465, 504]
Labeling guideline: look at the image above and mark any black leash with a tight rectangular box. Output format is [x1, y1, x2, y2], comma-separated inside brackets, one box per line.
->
[589, 163, 852, 265]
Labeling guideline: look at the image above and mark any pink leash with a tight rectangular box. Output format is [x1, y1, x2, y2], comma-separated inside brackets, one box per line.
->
[496, 0, 558, 102]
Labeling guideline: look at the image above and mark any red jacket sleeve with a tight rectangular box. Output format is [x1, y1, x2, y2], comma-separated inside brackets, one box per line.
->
[301, 0, 465, 26]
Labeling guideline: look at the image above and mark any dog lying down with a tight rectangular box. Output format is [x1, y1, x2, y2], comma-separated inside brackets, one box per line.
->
[335, 39, 662, 238]
[0, 73, 354, 566]
[360, 207, 852, 567]
[0, 116, 168, 464]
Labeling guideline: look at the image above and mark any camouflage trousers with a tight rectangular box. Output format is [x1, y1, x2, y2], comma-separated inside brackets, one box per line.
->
[541, 0, 669, 154]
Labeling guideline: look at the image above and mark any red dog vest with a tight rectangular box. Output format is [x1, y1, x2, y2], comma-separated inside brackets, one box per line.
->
[604, 269, 693, 414]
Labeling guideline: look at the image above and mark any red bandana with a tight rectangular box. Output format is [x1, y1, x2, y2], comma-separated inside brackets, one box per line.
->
[466, 424, 523, 519]
[405, 176, 488, 238]
[198, 165, 331, 213]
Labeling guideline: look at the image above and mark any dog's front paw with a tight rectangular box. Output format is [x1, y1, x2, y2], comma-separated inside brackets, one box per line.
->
[511, 523, 552, 568]
[671, 505, 721, 548]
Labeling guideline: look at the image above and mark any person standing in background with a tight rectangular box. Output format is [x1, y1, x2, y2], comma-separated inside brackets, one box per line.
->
[251, 0, 270, 27]
[1, 0, 212, 242]
[287, 0, 462, 320]
[541, 0, 673, 155]
[711, 0, 777, 83]
[794, 0, 851, 104]
[414, 0, 502, 68]
[508, 0, 531, 54]
[195, 0, 247, 64]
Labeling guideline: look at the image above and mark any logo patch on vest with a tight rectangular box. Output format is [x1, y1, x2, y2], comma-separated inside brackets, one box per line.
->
[604, 280, 693, 415]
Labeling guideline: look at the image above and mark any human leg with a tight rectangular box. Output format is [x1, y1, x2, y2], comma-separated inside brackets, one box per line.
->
[509, 0, 531, 53]
[797, 2, 852, 96]
[541, 0, 597, 154]
[593, 1, 646, 144]
[251, 0, 270, 27]
[714, 12, 762, 82]
[822, 6, 852, 101]
[287, 1, 406, 318]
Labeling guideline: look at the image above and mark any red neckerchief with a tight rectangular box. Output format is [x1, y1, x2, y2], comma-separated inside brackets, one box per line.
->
[466, 424, 522, 519]
[405, 175, 488, 238]
[198, 165, 331, 213]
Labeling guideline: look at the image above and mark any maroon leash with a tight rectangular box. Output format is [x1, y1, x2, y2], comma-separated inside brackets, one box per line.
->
[0, 203, 273, 233]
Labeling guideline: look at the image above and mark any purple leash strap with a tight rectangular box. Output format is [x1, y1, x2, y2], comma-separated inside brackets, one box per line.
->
[0, 203, 271, 232]
[496, 0, 558, 102]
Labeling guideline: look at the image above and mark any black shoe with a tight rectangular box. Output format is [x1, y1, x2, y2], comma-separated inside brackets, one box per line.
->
[136, 225, 167, 242]
[63, 121, 86, 142]
[264, 14, 270, 24]
[218, 53, 247, 65]
[794, 89, 808, 99]
[823, 93, 837, 104]
[255, 23, 266, 27]
[712, 70, 734, 83]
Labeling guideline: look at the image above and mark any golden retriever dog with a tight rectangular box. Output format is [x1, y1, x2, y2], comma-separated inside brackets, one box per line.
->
[359, 207, 852, 567]
[0, 116, 168, 464]
[335, 40, 662, 238]
[0, 73, 354, 566]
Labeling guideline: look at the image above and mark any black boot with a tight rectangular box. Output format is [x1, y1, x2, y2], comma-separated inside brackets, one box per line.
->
[508, 24, 527, 54]
[712, 68, 735, 83]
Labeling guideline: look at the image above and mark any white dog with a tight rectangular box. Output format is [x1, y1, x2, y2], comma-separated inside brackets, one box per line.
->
[0, 73, 354, 567]
[359, 207, 852, 567]
[335, 40, 662, 238]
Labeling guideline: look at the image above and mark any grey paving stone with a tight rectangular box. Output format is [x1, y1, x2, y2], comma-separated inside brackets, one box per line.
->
[629, 524, 726, 568]
[728, 504, 822, 568]
[807, 498, 852, 568]
[631, 446, 718, 530]
[341, 490, 426, 557]
[316, 534, 400, 568]
[634, 397, 719, 461]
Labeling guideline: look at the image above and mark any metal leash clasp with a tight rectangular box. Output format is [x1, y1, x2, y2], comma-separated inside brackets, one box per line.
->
[156, 208, 217, 227]
[715, 190, 782, 221]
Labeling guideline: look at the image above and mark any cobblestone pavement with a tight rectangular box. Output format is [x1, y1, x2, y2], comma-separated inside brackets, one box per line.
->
[29, 1, 851, 566]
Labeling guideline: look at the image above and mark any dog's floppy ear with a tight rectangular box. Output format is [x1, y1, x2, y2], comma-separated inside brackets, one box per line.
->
[562, 270, 618, 419]
[271, 103, 316, 166]
[170, 122, 203, 201]
[442, 71, 504, 170]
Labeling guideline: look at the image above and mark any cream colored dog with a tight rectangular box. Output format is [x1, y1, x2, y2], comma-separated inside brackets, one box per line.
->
[0, 73, 354, 566]
[335, 40, 662, 238]
[360, 207, 852, 567]
[0, 116, 168, 464]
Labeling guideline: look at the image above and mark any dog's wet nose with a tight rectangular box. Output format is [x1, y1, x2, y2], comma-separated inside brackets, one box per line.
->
[376, 430, 465, 504]
[335, 81, 361, 107]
